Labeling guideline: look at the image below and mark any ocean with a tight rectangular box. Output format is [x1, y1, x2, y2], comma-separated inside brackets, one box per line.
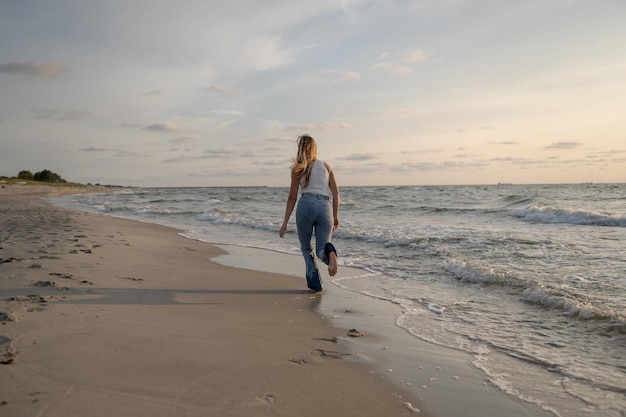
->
[52, 183, 626, 417]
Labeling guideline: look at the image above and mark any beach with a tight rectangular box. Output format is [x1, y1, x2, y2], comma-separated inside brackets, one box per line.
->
[4, 183, 616, 417]
[0, 186, 418, 417]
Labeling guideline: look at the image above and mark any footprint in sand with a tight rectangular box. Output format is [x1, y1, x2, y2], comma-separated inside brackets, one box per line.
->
[0, 341, 16, 365]
[49, 272, 74, 280]
[0, 257, 22, 264]
[12, 295, 54, 305]
[255, 395, 277, 405]
[34, 280, 57, 288]
[120, 276, 144, 282]
[0, 312, 19, 323]
[313, 349, 346, 359]
[346, 328, 364, 337]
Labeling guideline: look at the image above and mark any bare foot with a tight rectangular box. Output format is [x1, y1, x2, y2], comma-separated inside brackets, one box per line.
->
[328, 252, 338, 276]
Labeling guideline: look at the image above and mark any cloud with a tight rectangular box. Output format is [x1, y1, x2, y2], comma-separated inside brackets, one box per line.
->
[454, 153, 477, 159]
[488, 141, 519, 145]
[208, 109, 246, 116]
[402, 148, 444, 154]
[373, 62, 412, 74]
[142, 122, 180, 132]
[341, 153, 377, 161]
[285, 121, 351, 132]
[119, 122, 142, 128]
[491, 156, 526, 162]
[587, 149, 625, 157]
[239, 35, 295, 71]
[79, 146, 116, 152]
[162, 154, 207, 163]
[374, 48, 425, 74]
[32, 108, 90, 121]
[0, 60, 65, 79]
[204, 148, 237, 157]
[168, 135, 199, 152]
[545, 141, 583, 150]
[169, 135, 198, 145]
[208, 84, 244, 95]
[405, 49, 426, 62]
[317, 70, 361, 82]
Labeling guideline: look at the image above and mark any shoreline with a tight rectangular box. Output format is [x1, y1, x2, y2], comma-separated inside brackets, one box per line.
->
[0, 189, 418, 416]
[212, 245, 555, 417]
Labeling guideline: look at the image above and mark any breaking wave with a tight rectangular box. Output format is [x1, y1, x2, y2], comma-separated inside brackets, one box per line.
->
[510, 205, 626, 227]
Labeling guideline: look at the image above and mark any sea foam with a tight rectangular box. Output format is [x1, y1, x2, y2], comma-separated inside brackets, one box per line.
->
[511, 204, 626, 227]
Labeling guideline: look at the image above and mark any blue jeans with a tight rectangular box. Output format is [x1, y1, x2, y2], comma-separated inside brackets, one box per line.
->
[296, 193, 333, 291]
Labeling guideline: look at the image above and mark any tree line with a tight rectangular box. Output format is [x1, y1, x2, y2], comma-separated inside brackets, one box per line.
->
[16, 169, 67, 183]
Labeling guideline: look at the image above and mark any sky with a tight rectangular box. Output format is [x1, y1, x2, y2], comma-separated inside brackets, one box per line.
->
[1, 0, 625, 187]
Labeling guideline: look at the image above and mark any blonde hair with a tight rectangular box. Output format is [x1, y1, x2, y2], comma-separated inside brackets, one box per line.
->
[291, 134, 317, 187]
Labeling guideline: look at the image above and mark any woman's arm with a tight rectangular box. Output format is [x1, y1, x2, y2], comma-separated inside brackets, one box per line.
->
[326, 163, 340, 231]
[279, 172, 300, 238]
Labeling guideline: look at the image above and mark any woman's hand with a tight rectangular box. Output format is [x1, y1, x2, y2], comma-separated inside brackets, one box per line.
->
[280, 173, 299, 239]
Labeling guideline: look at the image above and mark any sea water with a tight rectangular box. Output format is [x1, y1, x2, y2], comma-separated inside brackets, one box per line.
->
[52, 183, 626, 417]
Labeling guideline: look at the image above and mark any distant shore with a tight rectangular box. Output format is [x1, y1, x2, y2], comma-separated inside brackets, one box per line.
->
[0, 180, 121, 196]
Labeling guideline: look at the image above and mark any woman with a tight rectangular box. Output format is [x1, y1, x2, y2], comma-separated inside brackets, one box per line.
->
[279, 134, 339, 293]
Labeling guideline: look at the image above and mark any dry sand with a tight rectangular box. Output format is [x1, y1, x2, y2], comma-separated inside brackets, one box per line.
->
[0, 186, 419, 416]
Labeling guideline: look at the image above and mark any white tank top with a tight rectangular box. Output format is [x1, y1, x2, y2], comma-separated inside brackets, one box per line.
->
[300, 160, 330, 197]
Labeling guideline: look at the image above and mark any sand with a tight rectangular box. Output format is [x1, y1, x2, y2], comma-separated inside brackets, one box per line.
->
[0, 186, 419, 417]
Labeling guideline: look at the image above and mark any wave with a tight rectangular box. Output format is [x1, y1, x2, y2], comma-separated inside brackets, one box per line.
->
[501, 194, 535, 207]
[510, 204, 626, 227]
[444, 259, 526, 288]
[92, 204, 201, 217]
[521, 286, 625, 328]
[444, 259, 626, 331]
[196, 211, 277, 233]
[146, 198, 205, 204]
